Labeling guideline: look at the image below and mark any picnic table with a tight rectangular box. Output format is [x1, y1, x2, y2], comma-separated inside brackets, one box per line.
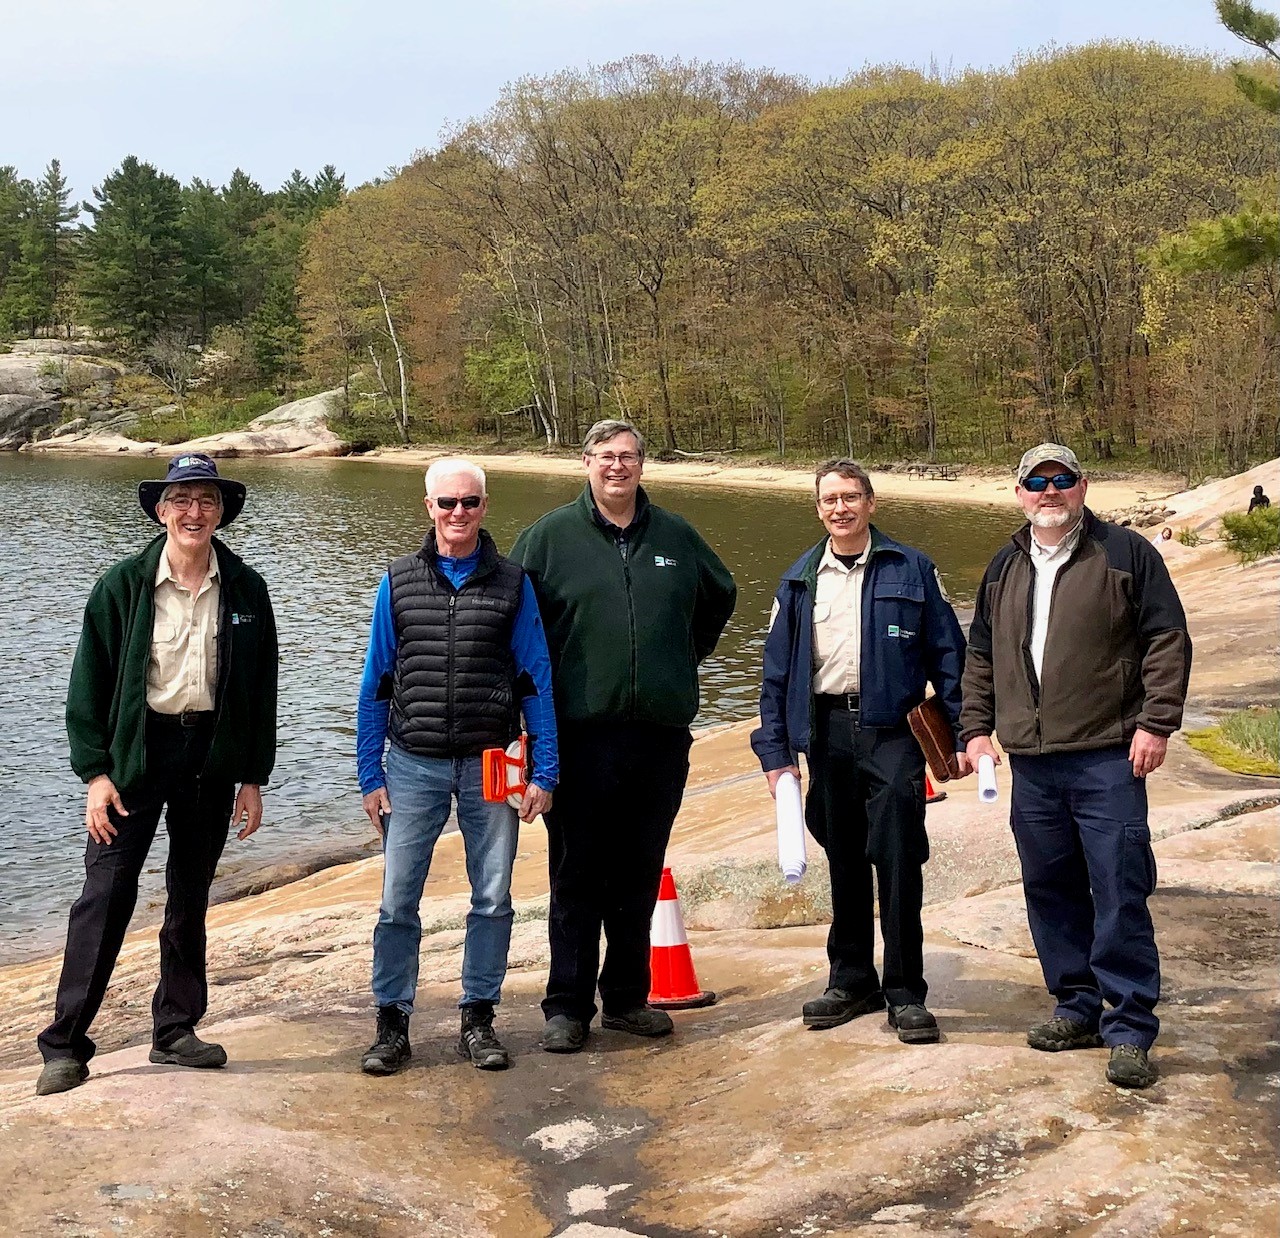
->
[906, 462, 961, 481]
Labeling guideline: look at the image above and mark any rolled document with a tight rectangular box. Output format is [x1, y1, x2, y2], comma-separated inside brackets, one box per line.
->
[775, 771, 807, 884]
[977, 754, 999, 804]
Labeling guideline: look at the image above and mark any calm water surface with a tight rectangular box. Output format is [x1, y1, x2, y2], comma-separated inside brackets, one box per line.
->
[0, 453, 1018, 961]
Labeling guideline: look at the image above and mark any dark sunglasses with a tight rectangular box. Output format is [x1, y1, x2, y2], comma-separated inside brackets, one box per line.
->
[1021, 473, 1080, 493]
[433, 495, 483, 510]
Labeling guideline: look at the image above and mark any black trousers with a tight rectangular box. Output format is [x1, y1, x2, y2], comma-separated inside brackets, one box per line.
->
[542, 721, 693, 1022]
[38, 712, 234, 1064]
[805, 699, 928, 1007]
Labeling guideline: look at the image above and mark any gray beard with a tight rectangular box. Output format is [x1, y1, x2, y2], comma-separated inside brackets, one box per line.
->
[1030, 507, 1074, 530]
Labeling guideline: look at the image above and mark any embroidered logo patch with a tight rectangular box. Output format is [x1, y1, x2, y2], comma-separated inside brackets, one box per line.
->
[887, 624, 916, 639]
[231, 613, 255, 625]
[654, 555, 678, 567]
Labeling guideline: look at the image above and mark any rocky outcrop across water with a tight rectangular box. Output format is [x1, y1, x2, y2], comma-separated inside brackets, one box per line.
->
[26, 387, 350, 458]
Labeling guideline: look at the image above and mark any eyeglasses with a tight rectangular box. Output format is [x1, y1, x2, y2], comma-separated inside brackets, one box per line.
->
[1021, 473, 1080, 493]
[164, 495, 220, 512]
[432, 495, 483, 510]
[590, 451, 641, 467]
[818, 491, 870, 509]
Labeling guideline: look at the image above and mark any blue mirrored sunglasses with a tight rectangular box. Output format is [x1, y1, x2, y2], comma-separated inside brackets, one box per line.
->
[1022, 472, 1080, 493]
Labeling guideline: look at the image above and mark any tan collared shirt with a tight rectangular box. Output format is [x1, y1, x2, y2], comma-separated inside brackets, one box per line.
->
[1027, 516, 1084, 683]
[147, 546, 220, 713]
[811, 539, 870, 695]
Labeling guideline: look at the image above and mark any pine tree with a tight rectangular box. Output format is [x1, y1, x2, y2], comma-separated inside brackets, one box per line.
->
[179, 178, 236, 343]
[10, 160, 79, 335]
[79, 156, 187, 348]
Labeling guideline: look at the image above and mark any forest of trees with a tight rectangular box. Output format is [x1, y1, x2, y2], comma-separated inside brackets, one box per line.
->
[1, 37, 1277, 476]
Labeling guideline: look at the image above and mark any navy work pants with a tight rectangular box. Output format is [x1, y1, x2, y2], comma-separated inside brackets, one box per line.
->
[1009, 746, 1160, 1049]
[38, 712, 234, 1064]
[805, 697, 929, 1007]
[542, 721, 692, 1023]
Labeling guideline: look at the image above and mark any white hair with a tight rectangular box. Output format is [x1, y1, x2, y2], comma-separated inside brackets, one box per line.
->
[424, 458, 486, 496]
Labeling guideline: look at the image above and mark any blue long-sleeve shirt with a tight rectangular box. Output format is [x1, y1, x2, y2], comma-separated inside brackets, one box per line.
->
[356, 548, 559, 794]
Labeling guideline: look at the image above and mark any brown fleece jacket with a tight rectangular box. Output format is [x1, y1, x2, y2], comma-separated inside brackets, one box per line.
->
[959, 509, 1192, 755]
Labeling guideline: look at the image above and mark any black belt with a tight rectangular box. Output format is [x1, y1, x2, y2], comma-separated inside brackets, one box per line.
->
[148, 708, 216, 728]
[817, 692, 860, 713]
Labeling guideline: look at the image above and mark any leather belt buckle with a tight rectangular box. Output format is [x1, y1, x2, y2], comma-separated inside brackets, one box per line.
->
[178, 710, 211, 727]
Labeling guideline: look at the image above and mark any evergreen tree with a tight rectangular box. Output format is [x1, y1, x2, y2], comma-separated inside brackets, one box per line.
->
[11, 160, 79, 335]
[79, 156, 187, 348]
[178, 178, 237, 342]
[1155, 2, 1280, 273]
[0, 167, 32, 334]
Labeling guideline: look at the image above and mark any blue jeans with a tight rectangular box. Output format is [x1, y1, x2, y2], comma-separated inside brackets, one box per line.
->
[372, 744, 519, 1012]
[1009, 747, 1160, 1049]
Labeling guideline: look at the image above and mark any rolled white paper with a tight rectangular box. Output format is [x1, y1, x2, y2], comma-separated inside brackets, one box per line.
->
[977, 754, 998, 803]
[775, 771, 807, 884]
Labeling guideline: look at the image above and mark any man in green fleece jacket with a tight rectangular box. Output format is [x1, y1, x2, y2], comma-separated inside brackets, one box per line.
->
[511, 419, 736, 1053]
[36, 453, 278, 1097]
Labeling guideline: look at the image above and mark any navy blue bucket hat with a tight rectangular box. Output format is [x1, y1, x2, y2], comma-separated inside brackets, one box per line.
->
[138, 453, 247, 529]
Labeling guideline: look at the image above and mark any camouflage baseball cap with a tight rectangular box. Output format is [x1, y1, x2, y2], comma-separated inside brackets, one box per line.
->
[1016, 443, 1082, 484]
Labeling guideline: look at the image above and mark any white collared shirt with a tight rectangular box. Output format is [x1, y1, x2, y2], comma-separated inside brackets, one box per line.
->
[1027, 517, 1083, 683]
[811, 539, 870, 695]
[148, 547, 220, 713]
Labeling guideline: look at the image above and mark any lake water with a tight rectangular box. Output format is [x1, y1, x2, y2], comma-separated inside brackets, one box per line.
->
[0, 452, 1018, 962]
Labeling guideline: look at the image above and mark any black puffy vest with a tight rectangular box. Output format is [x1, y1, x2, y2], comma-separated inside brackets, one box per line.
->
[387, 529, 524, 758]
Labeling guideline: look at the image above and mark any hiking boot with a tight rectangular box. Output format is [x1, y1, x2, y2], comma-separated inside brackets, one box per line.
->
[601, 1005, 674, 1038]
[887, 1003, 941, 1044]
[1107, 1044, 1157, 1089]
[148, 1032, 228, 1068]
[801, 988, 885, 1030]
[361, 1005, 411, 1076]
[539, 1014, 589, 1054]
[1027, 1016, 1104, 1053]
[36, 1059, 89, 1097]
[456, 1004, 509, 1071]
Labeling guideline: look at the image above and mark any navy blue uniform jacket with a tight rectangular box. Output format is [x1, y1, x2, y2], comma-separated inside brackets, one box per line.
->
[751, 527, 967, 771]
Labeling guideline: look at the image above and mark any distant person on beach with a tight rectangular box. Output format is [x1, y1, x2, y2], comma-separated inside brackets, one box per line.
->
[355, 458, 557, 1075]
[1248, 485, 1270, 513]
[752, 458, 968, 1046]
[36, 454, 278, 1097]
[961, 443, 1191, 1090]
[511, 419, 736, 1054]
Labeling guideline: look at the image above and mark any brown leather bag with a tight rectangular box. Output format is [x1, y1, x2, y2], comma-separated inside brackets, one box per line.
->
[907, 695, 960, 783]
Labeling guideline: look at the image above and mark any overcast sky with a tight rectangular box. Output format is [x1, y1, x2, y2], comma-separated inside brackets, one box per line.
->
[0, 0, 1248, 204]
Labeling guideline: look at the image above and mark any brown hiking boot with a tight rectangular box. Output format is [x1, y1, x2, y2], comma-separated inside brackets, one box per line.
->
[1027, 1016, 1103, 1053]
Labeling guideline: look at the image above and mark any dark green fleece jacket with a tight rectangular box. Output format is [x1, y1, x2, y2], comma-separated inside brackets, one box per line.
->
[66, 534, 278, 793]
[510, 485, 736, 727]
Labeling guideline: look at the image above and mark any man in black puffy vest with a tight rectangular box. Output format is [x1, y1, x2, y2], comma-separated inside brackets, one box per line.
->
[355, 459, 559, 1073]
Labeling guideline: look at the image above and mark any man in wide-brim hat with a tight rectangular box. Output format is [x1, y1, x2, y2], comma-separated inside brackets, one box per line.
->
[35, 452, 279, 1097]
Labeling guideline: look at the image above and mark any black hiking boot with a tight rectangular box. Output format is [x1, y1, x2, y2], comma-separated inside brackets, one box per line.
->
[36, 1059, 89, 1096]
[457, 1004, 509, 1070]
[1107, 1044, 1157, 1089]
[539, 1014, 590, 1054]
[887, 1002, 941, 1044]
[149, 1032, 228, 1068]
[361, 1005, 411, 1076]
[601, 1005, 674, 1038]
[1027, 1016, 1104, 1053]
[801, 988, 886, 1030]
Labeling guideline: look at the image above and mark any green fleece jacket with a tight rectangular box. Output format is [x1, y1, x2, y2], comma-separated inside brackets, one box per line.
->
[66, 533, 278, 793]
[510, 485, 736, 726]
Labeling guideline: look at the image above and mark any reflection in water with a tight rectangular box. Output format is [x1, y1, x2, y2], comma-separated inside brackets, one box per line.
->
[0, 452, 1017, 960]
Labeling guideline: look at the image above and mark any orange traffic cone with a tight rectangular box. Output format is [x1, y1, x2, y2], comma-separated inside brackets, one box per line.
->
[925, 770, 947, 804]
[648, 868, 716, 1009]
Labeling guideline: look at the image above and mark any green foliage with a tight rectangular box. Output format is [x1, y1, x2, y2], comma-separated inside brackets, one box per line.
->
[122, 388, 280, 443]
[1175, 526, 1203, 546]
[1220, 505, 1280, 562]
[463, 334, 535, 414]
[1186, 706, 1280, 776]
[79, 156, 187, 348]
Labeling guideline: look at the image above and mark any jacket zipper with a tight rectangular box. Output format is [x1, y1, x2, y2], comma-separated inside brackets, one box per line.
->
[623, 558, 638, 718]
[197, 564, 233, 786]
[447, 592, 457, 749]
